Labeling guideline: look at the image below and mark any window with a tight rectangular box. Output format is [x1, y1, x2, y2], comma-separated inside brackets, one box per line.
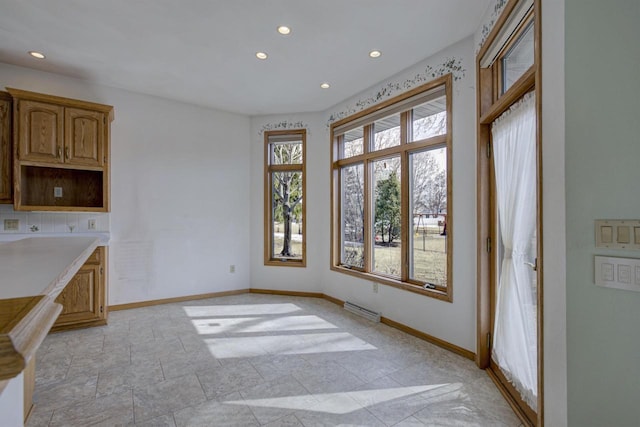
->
[265, 130, 306, 267]
[331, 75, 452, 300]
[500, 18, 534, 94]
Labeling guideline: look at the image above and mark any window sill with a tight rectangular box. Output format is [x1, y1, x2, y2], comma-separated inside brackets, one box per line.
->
[265, 258, 306, 268]
[330, 265, 452, 302]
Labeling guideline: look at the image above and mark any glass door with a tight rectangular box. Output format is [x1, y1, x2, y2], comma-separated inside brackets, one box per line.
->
[490, 91, 538, 414]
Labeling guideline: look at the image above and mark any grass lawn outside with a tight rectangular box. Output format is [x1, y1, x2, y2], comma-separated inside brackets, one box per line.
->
[344, 225, 447, 287]
[270, 221, 447, 286]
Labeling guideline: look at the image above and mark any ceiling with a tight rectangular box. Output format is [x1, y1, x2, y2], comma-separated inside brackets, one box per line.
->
[0, 0, 490, 116]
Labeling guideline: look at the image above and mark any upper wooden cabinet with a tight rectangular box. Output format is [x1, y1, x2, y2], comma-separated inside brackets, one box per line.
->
[7, 88, 113, 211]
[16, 100, 64, 164]
[0, 91, 11, 203]
[65, 107, 105, 167]
[13, 93, 107, 168]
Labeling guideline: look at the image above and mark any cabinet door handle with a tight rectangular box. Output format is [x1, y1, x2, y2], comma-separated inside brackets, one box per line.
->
[65, 146, 70, 159]
[57, 146, 62, 158]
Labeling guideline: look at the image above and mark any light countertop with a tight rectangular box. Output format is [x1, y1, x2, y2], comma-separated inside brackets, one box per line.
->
[0, 236, 100, 299]
[0, 235, 101, 387]
[0, 232, 110, 245]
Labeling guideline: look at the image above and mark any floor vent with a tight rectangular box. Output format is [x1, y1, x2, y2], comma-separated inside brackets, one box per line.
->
[344, 301, 381, 323]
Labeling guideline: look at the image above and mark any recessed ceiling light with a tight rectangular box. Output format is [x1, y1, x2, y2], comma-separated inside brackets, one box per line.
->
[277, 26, 291, 35]
[28, 51, 46, 59]
[256, 52, 268, 60]
[320, 83, 330, 89]
[369, 50, 382, 58]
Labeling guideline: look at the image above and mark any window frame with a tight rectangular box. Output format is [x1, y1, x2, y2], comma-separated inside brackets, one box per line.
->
[330, 74, 453, 301]
[264, 129, 307, 267]
[496, 11, 535, 99]
[476, 0, 542, 424]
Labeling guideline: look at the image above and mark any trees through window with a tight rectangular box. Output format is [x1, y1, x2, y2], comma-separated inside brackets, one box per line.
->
[331, 75, 452, 299]
[265, 130, 306, 267]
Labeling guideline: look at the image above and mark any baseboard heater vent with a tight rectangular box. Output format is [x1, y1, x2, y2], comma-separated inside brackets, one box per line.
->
[344, 301, 381, 323]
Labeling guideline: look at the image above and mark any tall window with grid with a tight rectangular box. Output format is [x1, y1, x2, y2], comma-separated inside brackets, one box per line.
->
[331, 75, 452, 300]
[265, 130, 306, 267]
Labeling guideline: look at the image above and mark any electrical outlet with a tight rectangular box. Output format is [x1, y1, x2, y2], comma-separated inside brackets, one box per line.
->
[4, 219, 19, 231]
[54, 187, 63, 198]
[88, 219, 97, 230]
[372, 282, 379, 293]
[230, 265, 236, 273]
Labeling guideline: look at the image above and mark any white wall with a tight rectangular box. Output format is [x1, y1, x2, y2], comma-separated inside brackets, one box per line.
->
[249, 114, 326, 293]
[0, 63, 252, 305]
[540, 0, 567, 425]
[565, 1, 640, 425]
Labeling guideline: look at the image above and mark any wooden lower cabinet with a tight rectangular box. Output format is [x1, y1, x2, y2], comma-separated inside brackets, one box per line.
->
[51, 246, 108, 331]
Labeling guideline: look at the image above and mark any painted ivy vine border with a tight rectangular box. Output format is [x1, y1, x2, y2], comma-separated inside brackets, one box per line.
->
[326, 56, 465, 126]
[259, 120, 311, 136]
[476, 0, 508, 53]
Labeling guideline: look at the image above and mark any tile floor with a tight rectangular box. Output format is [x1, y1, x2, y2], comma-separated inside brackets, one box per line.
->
[27, 293, 522, 426]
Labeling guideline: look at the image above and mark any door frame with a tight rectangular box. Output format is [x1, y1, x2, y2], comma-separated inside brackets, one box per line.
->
[476, 0, 543, 426]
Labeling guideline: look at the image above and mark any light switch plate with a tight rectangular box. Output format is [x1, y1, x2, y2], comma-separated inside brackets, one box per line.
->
[595, 255, 640, 292]
[595, 220, 640, 250]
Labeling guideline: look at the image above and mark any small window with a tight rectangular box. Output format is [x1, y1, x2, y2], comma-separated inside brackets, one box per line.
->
[373, 114, 401, 151]
[271, 141, 303, 165]
[411, 97, 447, 142]
[341, 127, 364, 158]
[501, 20, 534, 94]
[265, 130, 306, 267]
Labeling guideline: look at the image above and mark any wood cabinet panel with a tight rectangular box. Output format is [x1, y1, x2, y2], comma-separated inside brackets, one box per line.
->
[17, 100, 64, 164]
[84, 246, 102, 264]
[65, 107, 104, 167]
[52, 246, 107, 331]
[55, 265, 99, 322]
[0, 92, 11, 203]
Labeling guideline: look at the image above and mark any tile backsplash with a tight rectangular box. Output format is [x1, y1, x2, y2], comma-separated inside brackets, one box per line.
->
[0, 204, 109, 233]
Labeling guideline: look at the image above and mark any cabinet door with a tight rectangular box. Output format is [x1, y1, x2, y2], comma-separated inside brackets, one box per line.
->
[0, 95, 11, 203]
[54, 264, 103, 325]
[65, 107, 104, 167]
[17, 100, 64, 164]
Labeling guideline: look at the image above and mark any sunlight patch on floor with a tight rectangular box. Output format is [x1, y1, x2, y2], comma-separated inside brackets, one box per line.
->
[204, 332, 377, 358]
[223, 385, 449, 414]
[191, 315, 339, 335]
[183, 303, 303, 317]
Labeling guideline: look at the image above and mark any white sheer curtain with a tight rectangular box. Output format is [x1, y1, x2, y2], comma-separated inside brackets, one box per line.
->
[491, 91, 538, 410]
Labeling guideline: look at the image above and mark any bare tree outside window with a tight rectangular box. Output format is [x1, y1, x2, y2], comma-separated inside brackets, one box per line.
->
[265, 131, 306, 266]
[331, 77, 451, 295]
[341, 163, 365, 268]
